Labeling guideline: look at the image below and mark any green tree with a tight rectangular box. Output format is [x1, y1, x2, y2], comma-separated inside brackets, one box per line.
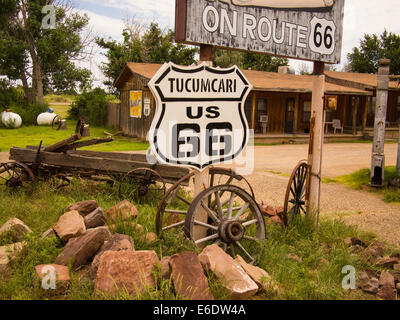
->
[0, 0, 93, 104]
[213, 48, 289, 72]
[97, 21, 198, 93]
[348, 30, 400, 75]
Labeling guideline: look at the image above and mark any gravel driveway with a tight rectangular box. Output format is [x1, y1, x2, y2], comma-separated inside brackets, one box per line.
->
[240, 143, 400, 246]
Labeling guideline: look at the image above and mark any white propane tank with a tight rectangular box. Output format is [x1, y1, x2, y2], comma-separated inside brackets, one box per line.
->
[1, 111, 22, 128]
[37, 109, 57, 125]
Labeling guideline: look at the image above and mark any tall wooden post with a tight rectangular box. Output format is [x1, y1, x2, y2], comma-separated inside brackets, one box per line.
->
[371, 59, 390, 187]
[193, 44, 213, 246]
[307, 62, 325, 224]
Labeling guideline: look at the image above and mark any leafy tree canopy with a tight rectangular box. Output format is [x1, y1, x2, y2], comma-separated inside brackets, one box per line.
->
[348, 30, 400, 75]
[213, 48, 289, 72]
[96, 22, 198, 93]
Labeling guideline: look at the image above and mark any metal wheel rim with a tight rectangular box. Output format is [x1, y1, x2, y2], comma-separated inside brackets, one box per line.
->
[0, 161, 35, 188]
[184, 184, 266, 264]
[283, 161, 308, 226]
[124, 167, 166, 198]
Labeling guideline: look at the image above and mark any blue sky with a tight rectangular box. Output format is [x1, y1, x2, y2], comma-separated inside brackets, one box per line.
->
[74, 0, 400, 84]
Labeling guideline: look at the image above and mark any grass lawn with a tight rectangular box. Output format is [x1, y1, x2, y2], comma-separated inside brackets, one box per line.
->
[0, 120, 149, 153]
[325, 166, 400, 203]
[0, 177, 398, 300]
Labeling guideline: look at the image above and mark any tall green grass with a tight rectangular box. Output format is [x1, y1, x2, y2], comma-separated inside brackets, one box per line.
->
[0, 178, 394, 300]
[326, 166, 400, 203]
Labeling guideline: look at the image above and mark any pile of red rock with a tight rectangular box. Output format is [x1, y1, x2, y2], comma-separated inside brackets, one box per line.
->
[346, 237, 400, 300]
[259, 202, 284, 225]
[31, 199, 277, 299]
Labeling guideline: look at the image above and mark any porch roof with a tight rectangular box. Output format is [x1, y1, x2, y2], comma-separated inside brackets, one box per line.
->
[114, 62, 372, 96]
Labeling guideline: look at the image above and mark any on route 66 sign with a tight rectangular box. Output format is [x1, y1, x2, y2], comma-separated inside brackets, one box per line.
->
[148, 62, 253, 171]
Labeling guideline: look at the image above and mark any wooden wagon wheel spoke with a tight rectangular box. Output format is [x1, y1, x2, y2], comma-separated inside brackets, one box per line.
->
[156, 168, 256, 241]
[283, 161, 308, 227]
[200, 200, 220, 223]
[184, 184, 266, 264]
[234, 241, 255, 264]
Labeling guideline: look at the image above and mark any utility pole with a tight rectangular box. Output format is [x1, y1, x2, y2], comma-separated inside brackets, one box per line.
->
[371, 59, 390, 187]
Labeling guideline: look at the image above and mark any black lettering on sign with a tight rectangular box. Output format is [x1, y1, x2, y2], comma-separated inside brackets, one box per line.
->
[206, 122, 233, 156]
[186, 106, 203, 119]
[172, 123, 200, 159]
[206, 106, 220, 119]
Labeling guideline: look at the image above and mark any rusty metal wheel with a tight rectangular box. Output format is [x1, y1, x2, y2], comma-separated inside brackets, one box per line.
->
[155, 167, 255, 238]
[0, 161, 35, 189]
[184, 185, 266, 264]
[51, 115, 61, 130]
[283, 161, 308, 226]
[120, 167, 166, 200]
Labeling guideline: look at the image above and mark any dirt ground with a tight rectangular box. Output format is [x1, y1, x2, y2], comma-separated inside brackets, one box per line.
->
[1, 143, 399, 246]
[239, 143, 400, 247]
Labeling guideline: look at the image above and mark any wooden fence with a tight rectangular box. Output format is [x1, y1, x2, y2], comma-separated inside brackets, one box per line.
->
[106, 103, 121, 129]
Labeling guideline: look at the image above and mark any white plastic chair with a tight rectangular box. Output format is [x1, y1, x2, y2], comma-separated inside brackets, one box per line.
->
[332, 119, 343, 134]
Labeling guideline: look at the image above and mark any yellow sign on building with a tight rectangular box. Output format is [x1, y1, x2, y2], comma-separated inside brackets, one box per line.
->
[130, 91, 142, 118]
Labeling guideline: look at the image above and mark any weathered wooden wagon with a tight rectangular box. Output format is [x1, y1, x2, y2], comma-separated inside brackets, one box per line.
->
[0, 120, 190, 195]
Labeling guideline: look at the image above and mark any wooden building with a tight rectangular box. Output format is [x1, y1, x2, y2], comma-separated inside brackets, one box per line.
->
[113, 62, 400, 141]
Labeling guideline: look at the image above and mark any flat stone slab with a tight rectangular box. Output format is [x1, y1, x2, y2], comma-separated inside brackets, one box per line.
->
[53, 210, 86, 243]
[34, 264, 70, 291]
[0, 218, 32, 242]
[0, 242, 25, 273]
[84, 207, 106, 229]
[106, 200, 138, 221]
[199, 244, 258, 300]
[66, 200, 98, 217]
[170, 252, 214, 300]
[55, 227, 111, 269]
[235, 255, 277, 293]
[94, 250, 159, 298]
[91, 234, 135, 277]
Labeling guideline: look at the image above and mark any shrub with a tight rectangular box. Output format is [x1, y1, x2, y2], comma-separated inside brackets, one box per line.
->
[8, 103, 48, 126]
[0, 80, 48, 126]
[0, 80, 25, 110]
[68, 88, 108, 126]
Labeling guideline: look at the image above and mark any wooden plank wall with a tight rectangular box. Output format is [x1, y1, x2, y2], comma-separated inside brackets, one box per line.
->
[119, 73, 156, 139]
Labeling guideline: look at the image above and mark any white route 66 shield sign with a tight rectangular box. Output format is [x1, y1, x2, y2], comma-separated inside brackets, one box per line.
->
[148, 62, 253, 171]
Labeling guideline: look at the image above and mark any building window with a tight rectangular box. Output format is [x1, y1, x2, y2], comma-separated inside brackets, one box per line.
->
[303, 101, 311, 122]
[257, 99, 267, 119]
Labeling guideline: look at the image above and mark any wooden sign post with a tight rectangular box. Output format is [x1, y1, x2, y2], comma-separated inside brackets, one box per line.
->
[307, 62, 326, 223]
[193, 45, 213, 245]
[371, 59, 390, 187]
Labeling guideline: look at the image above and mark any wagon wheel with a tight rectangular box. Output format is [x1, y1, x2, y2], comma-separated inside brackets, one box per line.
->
[283, 161, 308, 226]
[119, 168, 166, 201]
[155, 167, 255, 238]
[184, 184, 266, 264]
[0, 161, 35, 189]
[51, 115, 61, 130]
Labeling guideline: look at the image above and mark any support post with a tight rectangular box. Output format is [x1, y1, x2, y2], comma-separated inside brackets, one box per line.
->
[371, 59, 390, 187]
[307, 62, 325, 225]
[362, 96, 368, 132]
[193, 44, 213, 247]
[397, 127, 400, 175]
[352, 97, 359, 136]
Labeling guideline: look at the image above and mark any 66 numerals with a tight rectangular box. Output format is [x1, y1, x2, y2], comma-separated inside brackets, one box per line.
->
[309, 17, 336, 55]
[172, 122, 233, 159]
